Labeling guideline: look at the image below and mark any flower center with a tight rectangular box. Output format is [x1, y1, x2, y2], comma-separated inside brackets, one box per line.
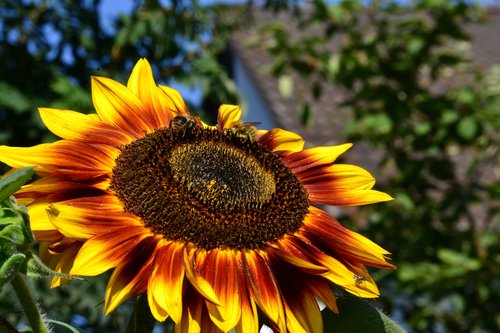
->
[110, 126, 309, 250]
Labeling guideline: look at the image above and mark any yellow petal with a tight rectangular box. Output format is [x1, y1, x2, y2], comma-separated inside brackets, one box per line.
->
[127, 58, 172, 129]
[104, 237, 158, 314]
[283, 143, 353, 173]
[158, 85, 189, 115]
[92, 76, 151, 135]
[217, 104, 242, 130]
[38, 107, 132, 145]
[71, 226, 149, 276]
[183, 246, 220, 305]
[148, 241, 185, 324]
[258, 128, 305, 152]
[203, 249, 242, 332]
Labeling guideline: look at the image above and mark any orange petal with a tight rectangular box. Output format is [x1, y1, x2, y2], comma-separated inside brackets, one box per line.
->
[217, 105, 242, 130]
[71, 226, 151, 276]
[258, 128, 305, 153]
[148, 241, 185, 323]
[202, 249, 241, 332]
[301, 164, 394, 206]
[127, 58, 173, 129]
[38, 108, 132, 145]
[104, 236, 159, 314]
[282, 144, 352, 174]
[92, 76, 152, 136]
[243, 251, 286, 332]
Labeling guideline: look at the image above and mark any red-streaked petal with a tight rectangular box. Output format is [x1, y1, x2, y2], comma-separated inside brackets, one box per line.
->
[303, 207, 394, 269]
[282, 144, 352, 174]
[235, 252, 259, 333]
[272, 236, 329, 275]
[38, 240, 82, 288]
[301, 164, 393, 206]
[92, 76, 152, 135]
[283, 287, 323, 333]
[258, 128, 305, 153]
[0, 141, 117, 180]
[306, 276, 339, 313]
[16, 177, 108, 203]
[243, 251, 286, 332]
[202, 249, 241, 332]
[183, 245, 219, 305]
[269, 254, 323, 333]
[217, 104, 242, 130]
[127, 58, 172, 129]
[71, 226, 151, 276]
[104, 236, 159, 314]
[148, 241, 185, 324]
[292, 235, 380, 298]
[46, 201, 142, 241]
[38, 108, 132, 145]
[174, 287, 204, 333]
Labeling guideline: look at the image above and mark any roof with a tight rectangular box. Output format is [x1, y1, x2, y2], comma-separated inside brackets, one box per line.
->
[230, 7, 500, 163]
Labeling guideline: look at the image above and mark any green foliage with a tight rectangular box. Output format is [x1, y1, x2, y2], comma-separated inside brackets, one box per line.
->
[258, 0, 499, 332]
[0, 168, 35, 289]
[323, 297, 406, 333]
[0, 0, 243, 149]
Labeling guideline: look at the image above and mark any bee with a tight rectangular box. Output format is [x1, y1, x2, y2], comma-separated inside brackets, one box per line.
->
[170, 113, 202, 135]
[226, 121, 261, 142]
[354, 274, 367, 287]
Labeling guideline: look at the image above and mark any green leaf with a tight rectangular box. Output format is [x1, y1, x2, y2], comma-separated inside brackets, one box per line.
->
[437, 249, 481, 271]
[0, 224, 25, 246]
[323, 297, 406, 333]
[457, 117, 478, 140]
[0, 167, 35, 203]
[0, 82, 32, 113]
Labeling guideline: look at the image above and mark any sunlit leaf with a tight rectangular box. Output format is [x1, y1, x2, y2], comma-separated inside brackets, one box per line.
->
[0, 167, 35, 203]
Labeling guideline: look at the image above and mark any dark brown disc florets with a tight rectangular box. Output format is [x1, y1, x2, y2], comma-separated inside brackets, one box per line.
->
[110, 123, 309, 250]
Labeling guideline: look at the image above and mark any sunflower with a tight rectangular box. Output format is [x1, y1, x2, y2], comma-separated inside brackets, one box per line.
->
[0, 59, 394, 332]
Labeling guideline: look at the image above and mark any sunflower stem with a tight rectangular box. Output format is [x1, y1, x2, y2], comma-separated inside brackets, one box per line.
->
[11, 273, 51, 333]
[125, 294, 157, 333]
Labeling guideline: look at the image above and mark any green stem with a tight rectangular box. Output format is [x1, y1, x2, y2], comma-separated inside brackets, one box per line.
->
[125, 293, 157, 333]
[11, 273, 50, 333]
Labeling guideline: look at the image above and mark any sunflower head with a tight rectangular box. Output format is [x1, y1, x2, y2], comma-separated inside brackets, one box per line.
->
[0, 58, 394, 332]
